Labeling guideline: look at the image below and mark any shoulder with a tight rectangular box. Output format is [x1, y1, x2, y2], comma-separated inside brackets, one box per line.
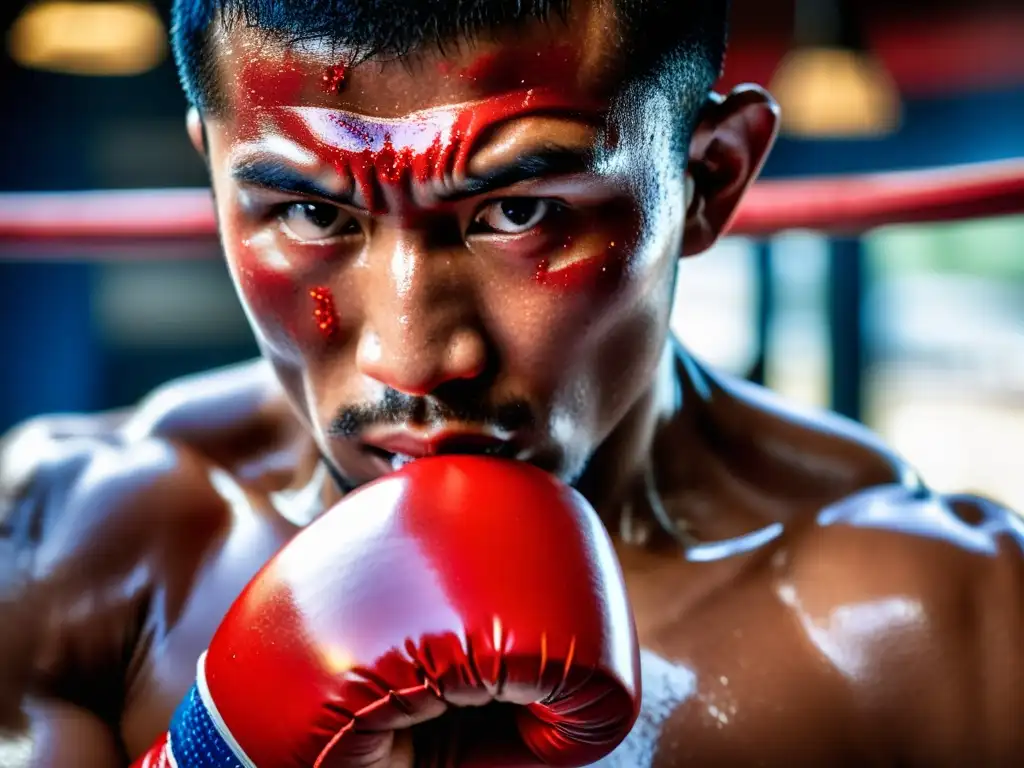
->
[791, 483, 1023, 588]
[120, 357, 283, 443]
[31, 437, 237, 581]
[1, 412, 124, 526]
[0, 358, 280, 545]
[5, 433, 238, 613]
[778, 485, 1023, 763]
[1, 414, 235, 569]
[647, 487, 1022, 766]
[702, 361, 919, 497]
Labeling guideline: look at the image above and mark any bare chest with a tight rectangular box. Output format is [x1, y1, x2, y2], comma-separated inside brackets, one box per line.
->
[611, 540, 863, 767]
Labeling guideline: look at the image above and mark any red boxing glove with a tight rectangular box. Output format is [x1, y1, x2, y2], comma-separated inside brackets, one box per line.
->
[137, 456, 640, 767]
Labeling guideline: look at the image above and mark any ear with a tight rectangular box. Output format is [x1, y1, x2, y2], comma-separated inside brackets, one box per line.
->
[683, 84, 780, 256]
[187, 106, 207, 158]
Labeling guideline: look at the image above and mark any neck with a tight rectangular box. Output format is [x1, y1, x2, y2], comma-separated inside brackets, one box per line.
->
[575, 340, 708, 549]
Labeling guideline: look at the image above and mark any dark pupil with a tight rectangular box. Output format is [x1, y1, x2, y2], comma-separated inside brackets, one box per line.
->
[500, 199, 539, 226]
[302, 203, 339, 229]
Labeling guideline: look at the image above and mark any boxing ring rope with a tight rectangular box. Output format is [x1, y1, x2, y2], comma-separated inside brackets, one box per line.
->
[0, 158, 1021, 256]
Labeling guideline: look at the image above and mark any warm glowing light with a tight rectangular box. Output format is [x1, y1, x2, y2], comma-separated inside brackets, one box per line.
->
[8, 1, 167, 76]
[770, 48, 902, 138]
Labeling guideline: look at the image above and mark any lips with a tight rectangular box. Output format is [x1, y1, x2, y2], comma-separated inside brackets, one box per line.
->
[362, 429, 520, 469]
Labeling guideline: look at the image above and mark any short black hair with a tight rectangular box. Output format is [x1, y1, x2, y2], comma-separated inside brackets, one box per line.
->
[171, 0, 728, 136]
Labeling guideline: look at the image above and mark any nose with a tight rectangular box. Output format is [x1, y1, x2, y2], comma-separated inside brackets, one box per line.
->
[355, 229, 487, 397]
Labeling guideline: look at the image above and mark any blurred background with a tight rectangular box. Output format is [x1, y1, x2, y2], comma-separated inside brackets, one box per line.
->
[0, 0, 1022, 507]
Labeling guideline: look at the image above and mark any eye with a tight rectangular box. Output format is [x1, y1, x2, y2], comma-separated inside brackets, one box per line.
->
[279, 202, 359, 242]
[470, 198, 560, 235]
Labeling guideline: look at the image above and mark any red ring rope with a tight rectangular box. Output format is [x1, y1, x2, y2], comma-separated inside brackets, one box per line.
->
[0, 159, 1020, 254]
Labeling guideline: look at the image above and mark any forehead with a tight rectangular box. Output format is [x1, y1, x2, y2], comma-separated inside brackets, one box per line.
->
[210, 0, 626, 119]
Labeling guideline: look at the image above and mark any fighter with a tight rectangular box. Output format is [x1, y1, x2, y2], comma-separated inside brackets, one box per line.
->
[2, 0, 1022, 765]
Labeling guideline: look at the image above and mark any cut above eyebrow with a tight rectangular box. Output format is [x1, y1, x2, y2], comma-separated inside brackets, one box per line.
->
[230, 145, 596, 208]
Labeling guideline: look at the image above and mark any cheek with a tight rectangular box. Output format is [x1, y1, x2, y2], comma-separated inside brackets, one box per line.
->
[534, 238, 630, 292]
[485, 223, 673, 421]
[231, 240, 301, 351]
[483, 242, 644, 380]
[223, 222, 343, 357]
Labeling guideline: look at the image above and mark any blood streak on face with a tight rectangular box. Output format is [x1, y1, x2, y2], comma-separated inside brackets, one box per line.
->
[309, 286, 340, 339]
[279, 87, 599, 215]
[232, 48, 603, 213]
[535, 238, 628, 292]
[234, 53, 309, 142]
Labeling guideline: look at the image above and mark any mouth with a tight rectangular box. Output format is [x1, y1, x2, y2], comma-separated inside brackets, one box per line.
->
[361, 429, 523, 472]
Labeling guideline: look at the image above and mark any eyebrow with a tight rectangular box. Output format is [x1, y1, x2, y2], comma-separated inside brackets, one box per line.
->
[437, 146, 596, 201]
[230, 146, 595, 208]
[232, 160, 349, 205]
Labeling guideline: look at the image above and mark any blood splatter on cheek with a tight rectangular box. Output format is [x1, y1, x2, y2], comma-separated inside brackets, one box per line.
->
[230, 231, 347, 353]
[534, 235, 630, 294]
[309, 286, 340, 339]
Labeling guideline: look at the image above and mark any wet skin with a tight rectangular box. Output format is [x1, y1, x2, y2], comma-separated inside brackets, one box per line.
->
[2, 2, 1023, 766]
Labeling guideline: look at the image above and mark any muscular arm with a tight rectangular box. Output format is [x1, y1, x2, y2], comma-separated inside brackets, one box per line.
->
[847, 489, 1024, 765]
[0, 439, 234, 768]
[645, 485, 1023, 767]
[0, 359, 292, 766]
[781, 486, 1024, 765]
[1, 448, 135, 767]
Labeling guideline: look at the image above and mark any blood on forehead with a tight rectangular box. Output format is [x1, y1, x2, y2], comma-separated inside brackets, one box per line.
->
[233, 53, 602, 213]
[298, 91, 599, 211]
[449, 44, 583, 93]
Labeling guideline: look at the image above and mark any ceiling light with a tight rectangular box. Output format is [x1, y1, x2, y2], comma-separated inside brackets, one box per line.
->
[771, 47, 901, 138]
[770, 0, 901, 138]
[8, 1, 167, 77]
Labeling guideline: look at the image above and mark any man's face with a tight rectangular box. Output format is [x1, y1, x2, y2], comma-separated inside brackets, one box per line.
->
[198, 2, 693, 488]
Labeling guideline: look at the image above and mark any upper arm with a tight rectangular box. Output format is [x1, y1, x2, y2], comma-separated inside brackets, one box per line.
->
[795, 486, 1024, 766]
[940, 494, 1024, 765]
[27, 440, 229, 701]
[1, 437, 230, 763]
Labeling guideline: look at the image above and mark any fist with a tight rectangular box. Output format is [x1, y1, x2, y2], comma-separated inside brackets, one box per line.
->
[162, 457, 640, 767]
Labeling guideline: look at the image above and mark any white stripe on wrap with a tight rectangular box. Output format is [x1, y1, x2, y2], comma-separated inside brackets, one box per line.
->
[194, 651, 260, 768]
